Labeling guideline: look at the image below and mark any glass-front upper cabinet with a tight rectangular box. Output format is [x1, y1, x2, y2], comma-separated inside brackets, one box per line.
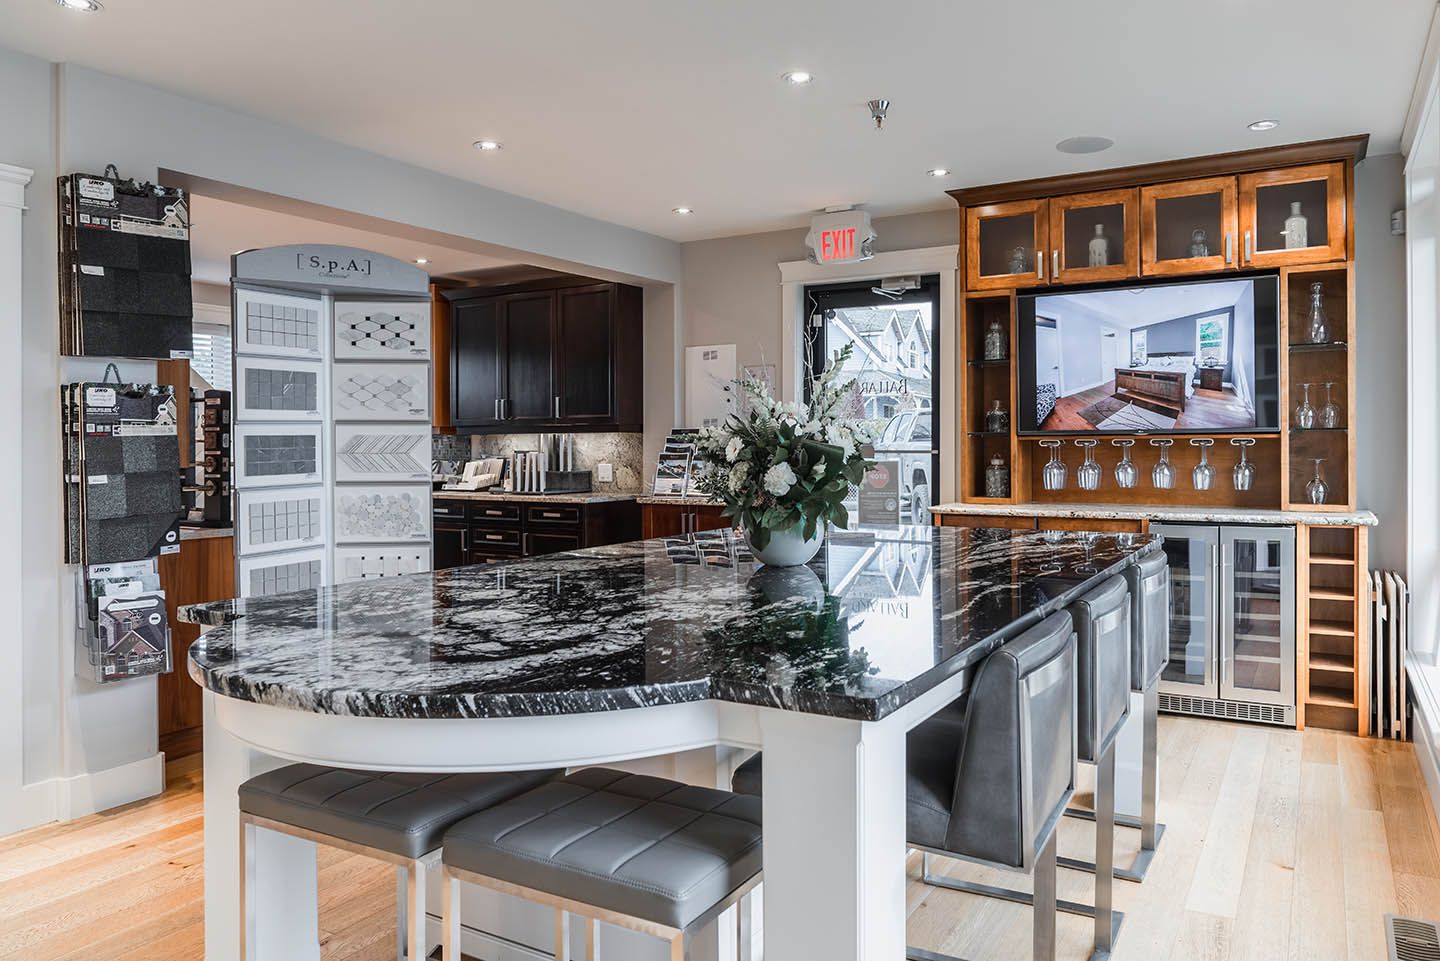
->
[965, 199, 1049, 290]
[1048, 188, 1139, 284]
[1140, 176, 1239, 276]
[1238, 162, 1347, 267]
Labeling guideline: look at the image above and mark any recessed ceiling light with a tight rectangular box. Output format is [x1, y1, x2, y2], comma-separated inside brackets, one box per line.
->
[414, 258, 429, 265]
[472, 139, 503, 152]
[1247, 119, 1279, 132]
[927, 168, 951, 178]
[672, 207, 694, 215]
[1056, 136, 1115, 155]
[782, 71, 813, 85]
[55, 0, 102, 11]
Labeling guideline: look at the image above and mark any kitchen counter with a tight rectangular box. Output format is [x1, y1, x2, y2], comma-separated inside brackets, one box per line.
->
[931, 501, 1378, 526]
[433, 489, 638, 505]
[180, 526, 1159, 722]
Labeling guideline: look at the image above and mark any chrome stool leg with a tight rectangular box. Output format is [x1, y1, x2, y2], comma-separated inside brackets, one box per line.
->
[1060, 685, 1167, 883]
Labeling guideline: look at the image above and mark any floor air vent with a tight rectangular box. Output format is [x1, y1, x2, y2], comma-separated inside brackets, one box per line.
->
[1388, 914, 1440, 961]
[1157, 692, 1294, 727]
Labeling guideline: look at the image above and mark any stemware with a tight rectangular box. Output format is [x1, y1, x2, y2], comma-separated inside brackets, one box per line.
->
[1307, 281, 1329, 344]
[1294, 383, 1316, 430]
[1076, 439, 1102, 491]
[1306, 458, 1329, 505]
[1039, 439, 1067, 491]
[1111, 439, 1138, 489]
[1190, 438, 1215, 491]
[1320, 382, 1340, 429]
[1230, 438, 1257, 491]
[1150, 438, 1175, 490]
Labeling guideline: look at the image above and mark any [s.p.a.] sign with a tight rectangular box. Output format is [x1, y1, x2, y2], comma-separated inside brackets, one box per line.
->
[805, 209, 876, 265]
[231, 244, 429, 296]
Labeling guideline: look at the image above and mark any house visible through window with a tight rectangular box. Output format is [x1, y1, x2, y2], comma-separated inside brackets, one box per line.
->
[191, 322, 233, 392]
[1196, 312, 1229, 366]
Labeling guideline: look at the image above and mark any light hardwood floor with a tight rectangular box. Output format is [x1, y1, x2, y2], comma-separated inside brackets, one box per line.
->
[3, 718, 1439, 961]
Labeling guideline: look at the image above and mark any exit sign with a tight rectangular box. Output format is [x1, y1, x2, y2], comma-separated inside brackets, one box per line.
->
[805, 210, 876, 265]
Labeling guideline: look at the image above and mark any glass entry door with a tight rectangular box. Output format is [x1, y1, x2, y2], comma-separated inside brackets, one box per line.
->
[805, 276, 940, 528]
[1220, 526, 1296, 705]
[1154, 523, 1219, 696]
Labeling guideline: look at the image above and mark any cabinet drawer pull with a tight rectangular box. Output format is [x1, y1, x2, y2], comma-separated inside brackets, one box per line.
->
[485, 533, 505, 541]
[542, 511, 563, 519]
[483, 509, 505, 516]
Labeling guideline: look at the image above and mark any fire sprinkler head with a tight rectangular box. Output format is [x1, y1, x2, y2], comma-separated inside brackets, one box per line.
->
[868, 99, 890, 130]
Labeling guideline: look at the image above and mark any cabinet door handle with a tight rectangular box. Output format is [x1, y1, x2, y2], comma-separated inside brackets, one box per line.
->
[494, 398, 500, 420]
[1225, 232, 1234, 265]
[1052, 249, 1059, 279]
[554, 396, 561, 418]
[501, 398, 509, 419]
[1243, 230, 1252, 264]
[1037, 250, 1045, 281]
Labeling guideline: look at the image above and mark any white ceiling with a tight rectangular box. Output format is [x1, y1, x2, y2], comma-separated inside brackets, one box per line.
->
[188, 195, 515, 285]
[1042, 280, 1254, 330]
[3, 0, 1433, 243]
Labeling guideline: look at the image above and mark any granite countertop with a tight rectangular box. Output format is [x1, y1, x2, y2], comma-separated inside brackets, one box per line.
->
[179, 527, 1159, 722]
[635, 494, 726, 505]
[931, 501, 1378, 527]
[433, 490, 638, 505]
[180, 525, 234, 541]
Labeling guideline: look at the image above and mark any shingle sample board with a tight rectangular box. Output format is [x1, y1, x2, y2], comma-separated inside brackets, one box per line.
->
[58, 172, 193, 359]
[62, 381, 184, 565]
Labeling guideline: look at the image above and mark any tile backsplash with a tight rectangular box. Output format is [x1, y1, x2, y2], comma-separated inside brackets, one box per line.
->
[430, 432, 644, 493]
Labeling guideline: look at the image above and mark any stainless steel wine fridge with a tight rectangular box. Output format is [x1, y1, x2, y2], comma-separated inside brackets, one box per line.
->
[1153, 523, 1296, 726]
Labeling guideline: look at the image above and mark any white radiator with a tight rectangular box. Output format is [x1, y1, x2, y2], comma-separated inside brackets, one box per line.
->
[1371, 570, 1411, 740]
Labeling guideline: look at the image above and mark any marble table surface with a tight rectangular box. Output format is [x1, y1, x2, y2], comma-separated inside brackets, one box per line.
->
[180, 527, 1160, 722]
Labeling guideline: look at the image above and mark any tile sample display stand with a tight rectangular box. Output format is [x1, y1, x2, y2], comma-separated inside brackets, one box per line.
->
[231, 245, 432, 596]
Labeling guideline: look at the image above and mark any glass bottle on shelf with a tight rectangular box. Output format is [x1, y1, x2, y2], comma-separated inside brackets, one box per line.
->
[1306, 458, 1329, 505]
[1088, 224, 1109, 267]
[1190, 438, 1215, 491]
[983, 318, 1008, 361]
[1284, 201, 1309, 249]
[1007, 245, 1029, 275]
[1111, 439, 1138, 489]
[1294, 383, 1316, 430]
[1150, 438, 1175, 490]
[1230, 438, 1257, 491]
[1306, 282, 1329, 344]
[1040, 440, 1067, 491]
[984, 400, 1008, 433]
[1076, 439, 1102, 491]
[984, 455, 1010, 498]
[1320, 382, 1340, 429]
[1188, 227, 1210, 258]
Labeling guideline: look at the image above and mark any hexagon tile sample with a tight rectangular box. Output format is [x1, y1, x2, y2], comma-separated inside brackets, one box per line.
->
[333, 301, 430, 359]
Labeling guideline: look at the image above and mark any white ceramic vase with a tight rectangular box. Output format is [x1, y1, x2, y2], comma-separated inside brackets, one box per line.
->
[746, 522, 824, 567]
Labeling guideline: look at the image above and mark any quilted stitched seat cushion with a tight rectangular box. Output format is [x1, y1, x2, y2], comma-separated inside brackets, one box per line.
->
[239, 764, 559, 859]
[730, 753, 762, 797]
[443, 768, 763, 930]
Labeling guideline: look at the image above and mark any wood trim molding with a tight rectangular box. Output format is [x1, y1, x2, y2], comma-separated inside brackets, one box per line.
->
[0, 163, 33, 210]
[946, 136, 1370, 208]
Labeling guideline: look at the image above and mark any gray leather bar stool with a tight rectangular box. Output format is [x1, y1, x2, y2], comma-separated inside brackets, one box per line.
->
[1061, 549, 1171, 882]
[923, 575, 1131, 961]
[238, 764, 557, 961]
[440, 768, 762, 961]
[907, 609, 1078, 961]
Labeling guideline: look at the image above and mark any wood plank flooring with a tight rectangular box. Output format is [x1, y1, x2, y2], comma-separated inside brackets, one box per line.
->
[2, 719, 1439, 961]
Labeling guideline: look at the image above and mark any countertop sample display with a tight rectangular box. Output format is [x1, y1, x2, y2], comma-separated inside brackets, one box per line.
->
[931, 501, 1378, 526]
[433, 490, 637, 505]
[180, 525, 235, 541]
[180, 526, 1159, 722]
[635, 494, 726, 505]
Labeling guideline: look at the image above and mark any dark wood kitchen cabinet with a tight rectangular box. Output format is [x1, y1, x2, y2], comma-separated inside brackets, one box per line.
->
[444, 280, 642, 432]
[432, 495, 640, 568]
[641, 501, 732, 538]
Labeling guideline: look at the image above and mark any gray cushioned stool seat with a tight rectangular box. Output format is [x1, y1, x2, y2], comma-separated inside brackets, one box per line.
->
[239, 764, 559, 860]
[442, 768, 763, 930]
[731, 753, 763, 797]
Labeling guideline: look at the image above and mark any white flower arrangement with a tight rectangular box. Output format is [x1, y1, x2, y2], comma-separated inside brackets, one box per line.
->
[694, 343, 875, 549]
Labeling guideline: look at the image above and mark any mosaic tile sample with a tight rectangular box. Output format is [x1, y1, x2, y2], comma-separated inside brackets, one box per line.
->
[335, 546, 430, 582]
[333, 363, 428, 420]
[334, 485, 429, 543]
[235, 425, 323, 488]
[247, 558, 324, 597]
[239, 360, 320, 418]
[333, 301, 430, 360]
[335, 425, 430, 481]
[247, 496, 322, 547]
[234, 288, 323, 359]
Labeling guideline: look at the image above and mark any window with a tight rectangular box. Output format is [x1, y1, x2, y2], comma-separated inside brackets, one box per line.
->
[191, 322, 233, 391]
[1195, 312, 1229, 366]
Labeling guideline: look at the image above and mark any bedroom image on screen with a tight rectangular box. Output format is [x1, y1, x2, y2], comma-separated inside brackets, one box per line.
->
[1017, 274, 1280, 435]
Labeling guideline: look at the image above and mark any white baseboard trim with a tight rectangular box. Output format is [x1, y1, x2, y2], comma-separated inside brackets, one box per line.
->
[5, 752, 166, 834]
[1407, 656, 1440, 827]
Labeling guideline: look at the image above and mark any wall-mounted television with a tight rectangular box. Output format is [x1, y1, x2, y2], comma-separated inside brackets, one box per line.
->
[1016, 274, 1281, 435]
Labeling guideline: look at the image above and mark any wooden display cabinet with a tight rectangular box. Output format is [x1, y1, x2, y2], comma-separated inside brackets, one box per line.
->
[1279, 263, 1355, 511]
[960, 293, 1019, 501]
[1047, 188, 1139, 284]
[1140, 175, 1239, 276]
[1296, 524, 1369, 733]
[965, 200, 1049, 290]
[1239, 162, 1348, 268]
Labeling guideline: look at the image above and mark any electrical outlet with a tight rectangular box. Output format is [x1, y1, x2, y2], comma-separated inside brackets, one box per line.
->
[597, 462, 614, 483]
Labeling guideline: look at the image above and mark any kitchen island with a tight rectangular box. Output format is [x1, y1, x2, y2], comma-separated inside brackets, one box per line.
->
[182, 526, 1161, 961]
